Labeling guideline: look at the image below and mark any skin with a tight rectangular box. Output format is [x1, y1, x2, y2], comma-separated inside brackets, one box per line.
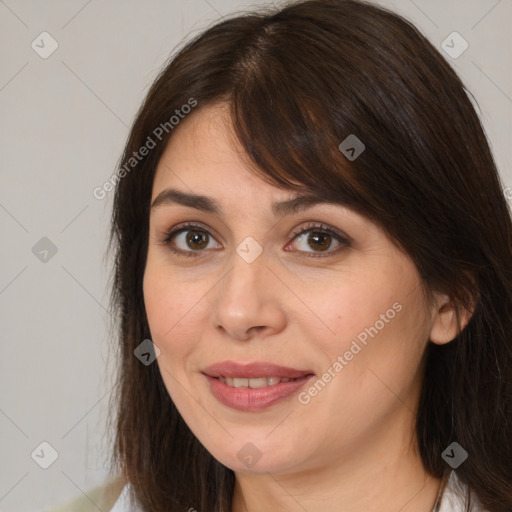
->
[143, 103, 471, 512]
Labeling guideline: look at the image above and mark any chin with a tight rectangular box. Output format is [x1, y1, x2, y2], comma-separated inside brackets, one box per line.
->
[199, 436, 307, 475]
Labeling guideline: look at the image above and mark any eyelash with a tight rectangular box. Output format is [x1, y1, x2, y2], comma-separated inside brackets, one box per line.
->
[160, 222, 350, 259]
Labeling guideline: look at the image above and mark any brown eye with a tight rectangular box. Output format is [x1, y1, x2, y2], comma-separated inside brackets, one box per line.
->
[163, 223, 221, 257]
[184, 230, 209, 250]
[306, 231, 333, 251]
[288, 223, 350, 258]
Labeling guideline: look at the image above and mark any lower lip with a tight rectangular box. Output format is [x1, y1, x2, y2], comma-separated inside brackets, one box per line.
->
[204, 375, 313, 411]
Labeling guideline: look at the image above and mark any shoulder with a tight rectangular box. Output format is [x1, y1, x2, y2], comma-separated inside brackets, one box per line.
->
[439, 471, 488, 512]
[43, 476, 125, 512]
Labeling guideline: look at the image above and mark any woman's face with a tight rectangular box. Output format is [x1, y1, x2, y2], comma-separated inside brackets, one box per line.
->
[143, 103, 442, 476]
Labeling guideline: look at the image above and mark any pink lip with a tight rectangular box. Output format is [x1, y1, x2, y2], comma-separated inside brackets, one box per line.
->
[203, 361, 314, 379]
[202, 361, 315, 411]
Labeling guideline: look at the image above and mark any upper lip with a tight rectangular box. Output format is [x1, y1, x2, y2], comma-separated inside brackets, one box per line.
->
[202, 361, 314, 379]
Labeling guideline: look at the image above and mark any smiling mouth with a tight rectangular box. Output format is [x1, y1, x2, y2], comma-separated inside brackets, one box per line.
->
[204, 373, 314, 411]
[202, 361, 315, 410]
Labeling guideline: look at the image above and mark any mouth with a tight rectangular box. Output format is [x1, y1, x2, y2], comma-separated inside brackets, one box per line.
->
[202, 361, 315, 411]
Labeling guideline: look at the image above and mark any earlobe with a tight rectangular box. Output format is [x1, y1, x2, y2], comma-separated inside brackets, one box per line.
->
[429, 297, 473, 345]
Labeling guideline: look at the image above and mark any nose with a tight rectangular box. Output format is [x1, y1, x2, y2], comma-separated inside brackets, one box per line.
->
[210, 246, 287, 342]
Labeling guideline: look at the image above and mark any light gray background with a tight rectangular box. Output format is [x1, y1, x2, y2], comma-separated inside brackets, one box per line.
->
[0, 0, 510, 510]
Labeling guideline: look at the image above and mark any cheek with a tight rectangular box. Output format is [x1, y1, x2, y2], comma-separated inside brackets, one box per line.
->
[143, 260, 206, 343]
[143, 264, 203, 403]
[308, 269, 406, 355]
[143, 269, 174, 340]
[316, 263, 428, 381]
[331, 288, 430, 408]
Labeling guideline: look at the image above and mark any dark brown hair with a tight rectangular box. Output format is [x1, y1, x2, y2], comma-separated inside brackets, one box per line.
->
[107, 0, 512, 510]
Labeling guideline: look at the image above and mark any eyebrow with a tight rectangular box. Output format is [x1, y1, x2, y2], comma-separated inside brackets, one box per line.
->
[150, 188, 343, 217]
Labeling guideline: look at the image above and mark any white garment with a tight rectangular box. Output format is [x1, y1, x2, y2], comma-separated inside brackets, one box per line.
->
[109, 484, 143, 512]
[109, 471, 487, 511]
[438, 471, 486, 512]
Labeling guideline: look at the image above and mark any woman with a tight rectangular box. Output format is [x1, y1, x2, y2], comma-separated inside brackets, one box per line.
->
[107, 0, 512, 510]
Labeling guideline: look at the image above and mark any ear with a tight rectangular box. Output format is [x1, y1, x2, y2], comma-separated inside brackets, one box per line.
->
[429, 292, 474, 345]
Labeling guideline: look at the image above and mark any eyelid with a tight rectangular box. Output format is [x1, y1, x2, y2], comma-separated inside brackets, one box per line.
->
[285, 222, 350, 258]
[161, 220, 218, 244]
[288, 221, 349, 243]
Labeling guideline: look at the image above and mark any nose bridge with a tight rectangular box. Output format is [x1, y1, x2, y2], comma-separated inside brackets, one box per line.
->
[219, 240, 267, 306]
[211, 239, 285, 340]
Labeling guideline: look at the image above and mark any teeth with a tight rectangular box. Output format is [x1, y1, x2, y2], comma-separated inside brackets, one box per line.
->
[218, 376, 297, 388]
[244, 377, 267, 388]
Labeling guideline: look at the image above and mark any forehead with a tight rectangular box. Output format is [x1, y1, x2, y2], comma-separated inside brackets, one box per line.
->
[151, 103, 301, 203]
[150, 104, 362, 221]
[156, 103, 241, 169]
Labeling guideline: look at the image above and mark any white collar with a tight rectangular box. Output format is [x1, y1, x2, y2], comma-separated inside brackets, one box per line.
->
[109, 484, 143, 512]
[438, 471, 486, 512]
[110, 471, 486, 511]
